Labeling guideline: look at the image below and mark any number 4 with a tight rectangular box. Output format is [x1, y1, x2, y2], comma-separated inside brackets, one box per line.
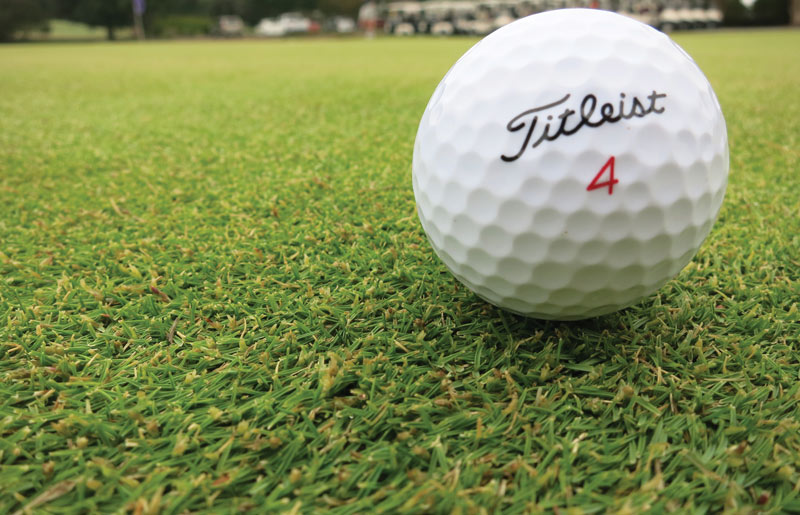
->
[587, 156, 618, 195]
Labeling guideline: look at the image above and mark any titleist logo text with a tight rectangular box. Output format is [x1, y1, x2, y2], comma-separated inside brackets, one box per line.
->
[500, 91, 667, 162]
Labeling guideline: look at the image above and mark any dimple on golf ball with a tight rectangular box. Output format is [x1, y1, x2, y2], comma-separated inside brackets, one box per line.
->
[412, 9, 729, 320]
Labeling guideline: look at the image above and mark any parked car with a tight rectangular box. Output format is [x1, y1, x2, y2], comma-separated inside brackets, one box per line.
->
[329, 16, 356, 33]
[385, 2, 424, 34]
[279, 12, 312, 34]
[658, 5, 683, 31]
[255, 12, 321, 37]
[420, 2, 454, 35]
[675, 5, 695, 29]
[704, 6, 723, 27]
[255, 18, 285, 37]
[484, 0, 517, 30]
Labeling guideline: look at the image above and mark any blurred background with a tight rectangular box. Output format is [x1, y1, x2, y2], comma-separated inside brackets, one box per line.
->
[1, 0, 797, 42]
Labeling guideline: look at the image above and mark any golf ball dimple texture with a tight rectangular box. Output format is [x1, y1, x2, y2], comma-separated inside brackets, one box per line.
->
[412, 9, 729, 320]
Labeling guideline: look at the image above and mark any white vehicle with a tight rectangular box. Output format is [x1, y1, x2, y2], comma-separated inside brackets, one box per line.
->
[255, 18, 285, 37]
[422, 1, 457, 35]
[331, 16, 356, 33]
[394, 21, 417, 35]
[705, 6, 723, 27]
[472, 3, 496, 34]
[490, 1, 517, 29]
[385, 2, 423, 34]
[255, 13, 314, 37]
[429, 20, 455, 35]
[675, 5, 695, 29]
[692, 7, 710, 26]
[514, 0, 538, 18]
[447, 2, 480, 34]
[279, 12, 312, 34]
[470, 0, 518, 32]
[685, 3, 722, 28]
[658, 6, 682, 31]
[218, 15, 245, 37]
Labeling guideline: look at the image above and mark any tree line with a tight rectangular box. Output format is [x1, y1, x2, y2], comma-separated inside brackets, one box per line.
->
[0, 0, 363, 41]
[1, 0, 794, 41]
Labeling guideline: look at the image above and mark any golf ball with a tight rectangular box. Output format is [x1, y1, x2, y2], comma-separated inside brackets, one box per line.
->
[412, 9, 729, 320]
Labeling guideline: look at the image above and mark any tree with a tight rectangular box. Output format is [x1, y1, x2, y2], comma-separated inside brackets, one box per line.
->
[752, 0, 790, 23]
[318, 0, 362, 16]
[722, 0, 790, 25]
[722, 0, 753, 24]
[60, 0, 131, 40]
[0, 0, 51, 41]
[236, 0, 320, 24]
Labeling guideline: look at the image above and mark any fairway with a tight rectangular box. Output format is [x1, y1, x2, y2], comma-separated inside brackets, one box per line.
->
[1, 30, 799, 512]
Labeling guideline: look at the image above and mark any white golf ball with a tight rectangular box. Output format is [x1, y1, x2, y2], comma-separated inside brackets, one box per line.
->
[412, 9, 729, 320]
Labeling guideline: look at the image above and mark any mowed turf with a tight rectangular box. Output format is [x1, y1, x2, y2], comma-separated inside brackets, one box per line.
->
[1, 29, 799, 513]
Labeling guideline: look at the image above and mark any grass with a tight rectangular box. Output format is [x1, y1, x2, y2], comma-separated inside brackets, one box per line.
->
[0, 29, 799, 513]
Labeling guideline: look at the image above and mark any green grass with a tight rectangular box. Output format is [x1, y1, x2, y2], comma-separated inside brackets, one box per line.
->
[1, 30, 799, 513]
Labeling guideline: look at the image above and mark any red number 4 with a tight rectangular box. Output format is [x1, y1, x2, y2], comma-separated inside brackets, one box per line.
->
[587, 156, 618, 195]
